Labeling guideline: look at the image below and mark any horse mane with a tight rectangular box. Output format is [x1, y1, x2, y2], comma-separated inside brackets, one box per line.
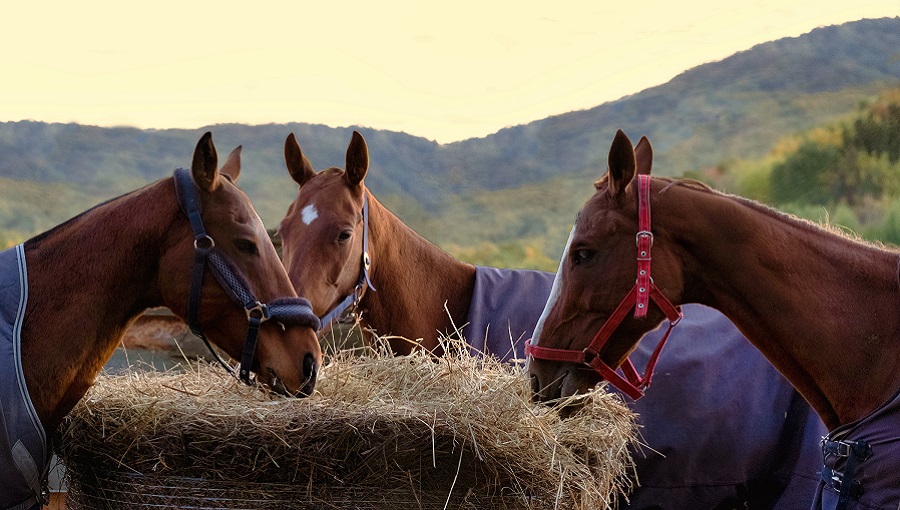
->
[594, 175, 712, 192]
[25, 181, 167, 251]
[671, 178, 899, 253]
[593, 174, 896, 252]
[24, 192, 131, 250]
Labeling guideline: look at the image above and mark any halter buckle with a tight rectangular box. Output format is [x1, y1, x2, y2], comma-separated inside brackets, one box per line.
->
[582, 347, 598, 365]
[353, 283, 365, 306]
[636, 230, 653, 245]
[246, 301, 269, 321]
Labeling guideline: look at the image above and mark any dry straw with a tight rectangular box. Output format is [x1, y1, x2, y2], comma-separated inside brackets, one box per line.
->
[57, 339, 636, 509]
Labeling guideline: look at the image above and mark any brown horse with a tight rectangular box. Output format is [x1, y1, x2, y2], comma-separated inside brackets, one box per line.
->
[1, 133, 322, 509]
[528, 129, 900, 509]
[278, 131, 479, 355]
[278, 131, 829, 509]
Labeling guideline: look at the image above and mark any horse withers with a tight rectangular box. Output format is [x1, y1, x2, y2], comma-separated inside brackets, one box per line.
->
[278, 131, 827, 509]
[528, 129, 900, 510]
[1, 132, 322, 509]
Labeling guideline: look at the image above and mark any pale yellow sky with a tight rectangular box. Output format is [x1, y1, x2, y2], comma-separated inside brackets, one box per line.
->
[1, 1, 898, 143]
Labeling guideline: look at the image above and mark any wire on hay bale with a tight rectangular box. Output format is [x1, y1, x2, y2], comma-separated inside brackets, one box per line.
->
[57, 339, 637, 509]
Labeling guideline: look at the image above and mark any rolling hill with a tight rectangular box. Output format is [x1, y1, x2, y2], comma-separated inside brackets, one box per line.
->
[2, 17, 899, 256]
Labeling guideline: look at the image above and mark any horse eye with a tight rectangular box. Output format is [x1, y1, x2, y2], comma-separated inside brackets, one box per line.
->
[571, 249, 593, 265]
[337, 230, 353, 243]
[234, 238, 259, 256]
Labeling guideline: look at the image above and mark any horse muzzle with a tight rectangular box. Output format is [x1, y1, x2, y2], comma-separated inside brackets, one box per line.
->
[266, 352, 319, 397]
[529, 360, 600, 406]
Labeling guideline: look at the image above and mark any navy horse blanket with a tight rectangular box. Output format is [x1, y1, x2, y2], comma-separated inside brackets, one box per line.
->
[462, 266, 555, 360]
[624, 304, 827, 510]
[812, 388, 900, 510]
[464, 266, 828, 509]
[0, 245, 48, 510]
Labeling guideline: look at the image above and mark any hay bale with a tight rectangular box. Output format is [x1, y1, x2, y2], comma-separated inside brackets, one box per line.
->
[57, 342, 636, 509]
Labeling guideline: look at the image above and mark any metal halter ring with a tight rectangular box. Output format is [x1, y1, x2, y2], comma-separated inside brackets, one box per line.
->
[194, 235, 215, 250]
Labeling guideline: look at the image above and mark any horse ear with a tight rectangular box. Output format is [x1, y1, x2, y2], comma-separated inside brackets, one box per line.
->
[191, 132, 219, 191]
[634, 136, 652, 175]
[345, 130, 369, 187]
[606, 129, 636, 197]
[220, 145, 242, 182]
[284, 133, 316, 186]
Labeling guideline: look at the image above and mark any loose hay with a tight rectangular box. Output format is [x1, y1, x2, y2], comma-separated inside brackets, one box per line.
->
[57, 341, 637, 509]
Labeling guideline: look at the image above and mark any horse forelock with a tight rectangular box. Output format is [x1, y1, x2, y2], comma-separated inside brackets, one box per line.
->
[296, 167, 362, 203]
[282, 168, 350, 230]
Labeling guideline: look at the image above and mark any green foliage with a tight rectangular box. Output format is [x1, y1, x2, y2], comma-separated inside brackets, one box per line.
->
[874, 200, 900, 246]
[444, 241, 559, 272]
[402, 170, 596, 265]
[0, 177, 101, 241]
[715, 87, 900, 248]
[0, 230, 23, 249]
[732, 157, 775, 202]
[769, 141, 841, 205]
[828, 203, 863, 234]
[852, 103, 900, 163]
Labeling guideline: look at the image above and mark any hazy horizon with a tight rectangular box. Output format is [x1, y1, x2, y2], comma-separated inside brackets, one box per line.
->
[2, 1, 898, 143]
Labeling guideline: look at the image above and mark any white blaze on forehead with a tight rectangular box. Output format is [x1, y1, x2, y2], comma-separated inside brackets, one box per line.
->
[301, 204, 319, 225]
[529, 223, 577, 353]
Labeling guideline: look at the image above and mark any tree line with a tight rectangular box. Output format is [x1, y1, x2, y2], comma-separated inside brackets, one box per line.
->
[710, 88, 900, 245]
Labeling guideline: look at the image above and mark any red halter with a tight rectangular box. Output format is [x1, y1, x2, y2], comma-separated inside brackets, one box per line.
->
[525, 175, 683, 400]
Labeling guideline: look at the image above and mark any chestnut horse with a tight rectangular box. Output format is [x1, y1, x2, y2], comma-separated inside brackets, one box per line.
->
[1, 133, 322, 509]
[277, 131, 827, 509]
[278, 131, 559, 358]
[528, 129, 900, 510]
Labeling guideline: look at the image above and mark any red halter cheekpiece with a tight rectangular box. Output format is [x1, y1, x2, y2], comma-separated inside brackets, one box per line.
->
[525, 175, 683, 400]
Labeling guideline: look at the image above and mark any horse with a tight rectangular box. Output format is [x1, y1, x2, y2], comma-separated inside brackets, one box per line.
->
[277, 131, 827, 509]
[0, 132, 322, 510]
[527, 129, 900, 510]
[278, 130, 553, 357]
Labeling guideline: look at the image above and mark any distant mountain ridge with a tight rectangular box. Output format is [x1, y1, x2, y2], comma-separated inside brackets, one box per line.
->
[2, 17, 899, 239]
[443, 17, 900, 190]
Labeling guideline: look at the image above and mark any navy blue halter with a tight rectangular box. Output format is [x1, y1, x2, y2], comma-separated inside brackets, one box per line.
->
[317, 192, 376, 329]
[173, 168, 320, 384]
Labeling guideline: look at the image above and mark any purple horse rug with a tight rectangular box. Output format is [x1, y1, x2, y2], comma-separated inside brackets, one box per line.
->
[462, 266, 555, 361]
[623, 304, 827, 510]
[812, 388, 900, 510]
[0, 245, 48, 510]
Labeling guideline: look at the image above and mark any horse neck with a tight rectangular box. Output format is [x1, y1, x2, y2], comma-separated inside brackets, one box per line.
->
[360, 194, 476, 354]
[21, 180, 174, 431]
[664, 186, 900, 428]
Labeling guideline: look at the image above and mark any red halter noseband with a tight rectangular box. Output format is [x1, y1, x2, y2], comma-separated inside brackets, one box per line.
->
[525, 175, 683, 400]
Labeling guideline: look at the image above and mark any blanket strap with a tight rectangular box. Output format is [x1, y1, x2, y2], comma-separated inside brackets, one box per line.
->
[821, 439, 871, 509]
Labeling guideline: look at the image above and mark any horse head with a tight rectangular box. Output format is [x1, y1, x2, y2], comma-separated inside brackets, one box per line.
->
[528, 130, 684, 404]
[278, 131, 372, 324]
[159, 133, 322, 396]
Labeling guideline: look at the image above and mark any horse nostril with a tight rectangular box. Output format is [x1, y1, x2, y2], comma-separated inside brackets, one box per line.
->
[530, 374, 541, 402]
[553, 370, 569, 401]
[299, 352, 318, 397]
